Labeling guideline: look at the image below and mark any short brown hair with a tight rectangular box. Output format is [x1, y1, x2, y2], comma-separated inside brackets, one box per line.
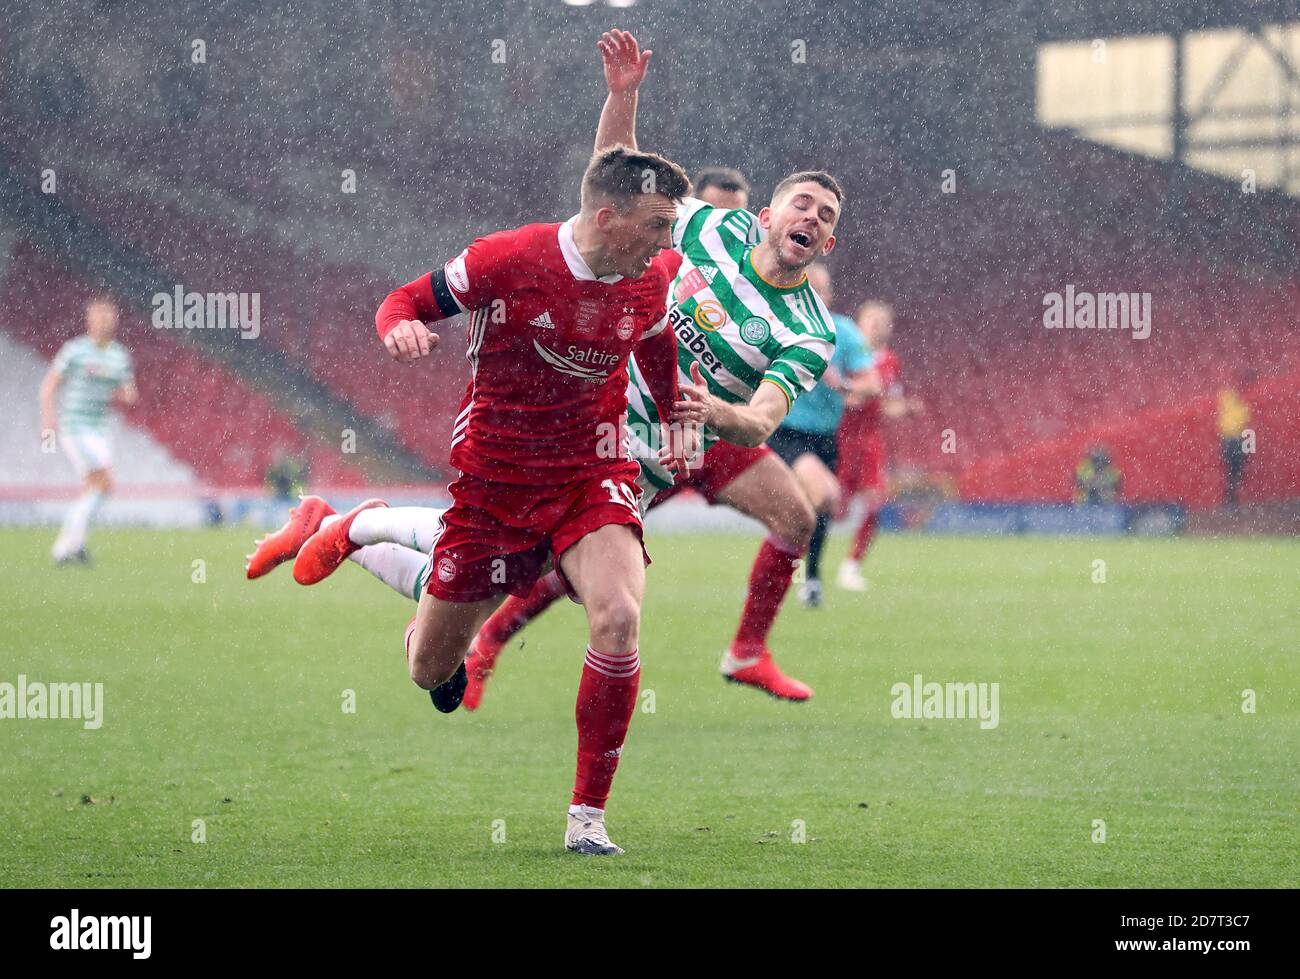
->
[694, 166, 750, 197]
[772, 170, 846, 207]
[856, 299, 893, 322]
[86, 295, 117, 310]
[582, 145, 692, 212]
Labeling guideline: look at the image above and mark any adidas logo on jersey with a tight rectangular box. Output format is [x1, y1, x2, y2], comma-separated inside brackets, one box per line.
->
[699, 266, 718, 284]
[529, 311, 557, 330]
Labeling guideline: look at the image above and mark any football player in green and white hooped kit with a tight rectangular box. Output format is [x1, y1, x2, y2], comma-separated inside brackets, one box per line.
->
[39, 298, 138, 563]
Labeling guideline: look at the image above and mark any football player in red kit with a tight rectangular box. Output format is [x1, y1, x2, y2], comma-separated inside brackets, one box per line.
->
[373, 146, 691, 855]
[836, 301, 922, 591]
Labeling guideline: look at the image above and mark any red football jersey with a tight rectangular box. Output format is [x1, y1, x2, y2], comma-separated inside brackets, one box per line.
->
[843, 346, 901, 434]
[377, 218, 677, 485]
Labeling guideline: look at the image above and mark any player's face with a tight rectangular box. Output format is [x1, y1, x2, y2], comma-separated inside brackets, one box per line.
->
[860, 310, 892, 346]
[601, 193, 677, 278]
[698, 185, 749, 210]
[86, 304, 118, 343]
[759, 182, 839, 272]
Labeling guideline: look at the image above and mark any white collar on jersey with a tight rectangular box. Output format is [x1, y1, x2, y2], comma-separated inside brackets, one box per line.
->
[558, 215, 624, 285]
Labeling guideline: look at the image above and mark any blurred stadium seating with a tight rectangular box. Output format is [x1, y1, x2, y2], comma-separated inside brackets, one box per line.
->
[1, 2, 1296, 509]
[0, 241, 367, 486]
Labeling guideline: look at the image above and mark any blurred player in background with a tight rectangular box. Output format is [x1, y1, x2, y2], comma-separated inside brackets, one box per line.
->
[693, 166, 751, 210]
[38, 298, 137, 565]
[1216, 380, 1253, 507]
[1074, 446, 1122, 505]
[835, 301, 922, 592]
[765, 264, 878, 608]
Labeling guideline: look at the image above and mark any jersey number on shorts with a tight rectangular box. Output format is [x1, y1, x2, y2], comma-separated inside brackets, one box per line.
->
[601, 479, 639, 514]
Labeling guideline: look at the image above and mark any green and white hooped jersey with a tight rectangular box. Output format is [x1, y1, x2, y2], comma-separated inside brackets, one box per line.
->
[50, 336, 134, 435]
[626, 197, 837, 491]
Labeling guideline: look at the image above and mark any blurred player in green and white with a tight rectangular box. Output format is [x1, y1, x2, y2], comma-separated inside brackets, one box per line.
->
[38, 298, 138, 564]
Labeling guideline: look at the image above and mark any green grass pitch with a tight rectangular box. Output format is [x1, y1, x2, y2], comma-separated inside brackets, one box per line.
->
[1, 526, 1296, 887]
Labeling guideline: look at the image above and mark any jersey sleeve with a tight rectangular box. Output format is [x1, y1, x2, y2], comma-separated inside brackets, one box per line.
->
[763, 331, 836, 410]
[375, 229, 519, 339]
[631, 319, 679, 424]
[672, 198, 761, 252]
[50, 341, 77, 377]
[119, 349, 135, 386]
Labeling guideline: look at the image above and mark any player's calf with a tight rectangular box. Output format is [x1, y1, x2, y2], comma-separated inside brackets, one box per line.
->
[87, 469, 114, 496]
[770, 494, 816, 553]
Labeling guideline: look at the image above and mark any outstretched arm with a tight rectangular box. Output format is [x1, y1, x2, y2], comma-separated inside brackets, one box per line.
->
[375, 275, 447, 364]
[376, 231, 518, 364]
[594, 29, 651, 152]
[672, 364, 791, 449]
[844, 367, 884, 408]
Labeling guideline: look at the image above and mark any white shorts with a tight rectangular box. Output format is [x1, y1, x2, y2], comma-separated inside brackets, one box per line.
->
[62, 430, 113, 477]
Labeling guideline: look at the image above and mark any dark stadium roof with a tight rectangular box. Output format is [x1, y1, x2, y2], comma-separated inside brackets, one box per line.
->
[571, 0, 1300, 47]
[758, 0, 1300, 46]
[1027, 0, 1300, 43]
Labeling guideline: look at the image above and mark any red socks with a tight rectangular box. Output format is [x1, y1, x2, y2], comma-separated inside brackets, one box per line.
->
[571, 647, 640, 810]
[731, 536, 802, 652]
[474, 569, 568, 670]
[851, 512, 879, 562]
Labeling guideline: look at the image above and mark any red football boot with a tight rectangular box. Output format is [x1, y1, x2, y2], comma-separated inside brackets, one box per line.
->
[462, 640, 500, 712]
[245, 496, 335, 580]
[720, 646, 813, 702]
[292, 499, 388, 585]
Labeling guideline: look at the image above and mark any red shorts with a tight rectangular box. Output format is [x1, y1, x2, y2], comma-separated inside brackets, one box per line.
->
[838, 428, 886, 494]
[427, 467, 648, 603]
[651, 440, 772, 507]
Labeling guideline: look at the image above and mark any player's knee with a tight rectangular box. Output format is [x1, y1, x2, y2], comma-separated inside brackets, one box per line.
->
[409, 650, 457, 690]
[824, 483, 842, 516]
[406, 632, 459, 690]
[586, 590, 641, 650]
[774, 495, 816, 550]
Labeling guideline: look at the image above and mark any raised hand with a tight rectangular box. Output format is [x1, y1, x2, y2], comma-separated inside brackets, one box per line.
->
[598, 29, 651, 94]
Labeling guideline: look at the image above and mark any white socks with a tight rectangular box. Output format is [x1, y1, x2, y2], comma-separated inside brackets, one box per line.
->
[347, 543, 430, 602]
[320, 506, 445, 552]
[53, 489, 105, 559]
[314, 505, 445, 600]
